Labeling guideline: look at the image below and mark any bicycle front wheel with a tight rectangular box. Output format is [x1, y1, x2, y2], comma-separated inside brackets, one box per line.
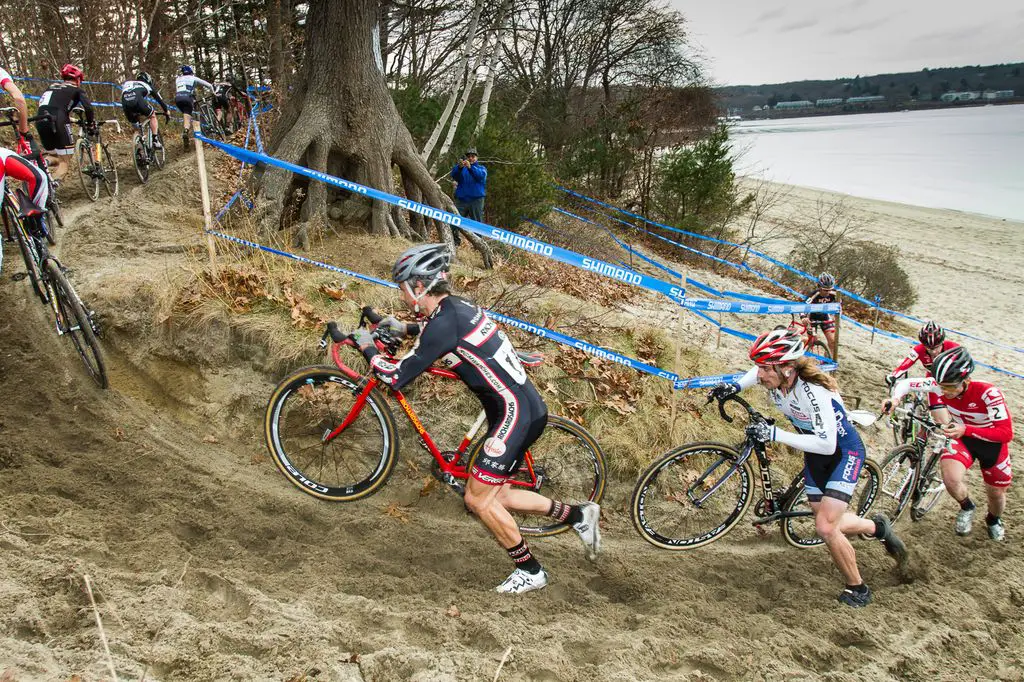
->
[44, 259, 107, 388]
[631, 442, 754, 550]
[910, 452, 946, 521]
[876, 445, 919, 522]
[810, 339, 832, 361]
[780, 459, 882, 549]
[100, 143, 118, 197]
[77, 140, 100, 201]
[467, 415, 606, 537]
[265, 366, 399, 501]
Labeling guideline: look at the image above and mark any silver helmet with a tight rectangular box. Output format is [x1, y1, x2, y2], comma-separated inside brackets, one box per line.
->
[392, 243, 451, 284]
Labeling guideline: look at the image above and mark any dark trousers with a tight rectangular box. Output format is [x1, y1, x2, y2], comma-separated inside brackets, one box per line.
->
[454, 196, 485, 244]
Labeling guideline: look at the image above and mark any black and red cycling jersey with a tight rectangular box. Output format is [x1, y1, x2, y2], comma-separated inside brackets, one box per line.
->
[361, 295, 548, 485]
[37, 81, 94, 122]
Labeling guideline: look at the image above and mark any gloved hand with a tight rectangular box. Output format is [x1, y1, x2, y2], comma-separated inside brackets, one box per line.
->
[745, 419, 774, 444]
[350, 328, 375, 351]
[163, 112, 171, 123]
[884, 374, 896, 388]
[708, 382, 740, 402]
[377, 316, 408, 338]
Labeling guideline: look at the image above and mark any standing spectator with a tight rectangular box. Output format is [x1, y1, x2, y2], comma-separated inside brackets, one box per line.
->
[450, 147, 487, 246]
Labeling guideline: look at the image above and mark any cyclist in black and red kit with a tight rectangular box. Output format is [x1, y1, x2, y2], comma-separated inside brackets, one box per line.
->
[34, 64, 95, 181]
[804, 272, 839, 357]
[350, 243, 601, 594]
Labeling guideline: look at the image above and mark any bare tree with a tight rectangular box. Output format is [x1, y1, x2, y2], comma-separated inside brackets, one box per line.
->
[254, 0, 492, 264]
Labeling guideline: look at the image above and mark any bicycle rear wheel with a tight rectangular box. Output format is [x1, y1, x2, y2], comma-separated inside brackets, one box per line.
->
[44, 259, 107, 388]
[265, 366, 399, 501]
[631, 442, 754, 550]
[133, 135, 150, 184]
[876, 445, 919, 522]
[99, 142, 118, 197]
[48, 194, 63, 228]
[910, 453, 946, 521]
[780, 459, 881, 548]
[77, 140, 100, 201]
[466, 415, 606, 537]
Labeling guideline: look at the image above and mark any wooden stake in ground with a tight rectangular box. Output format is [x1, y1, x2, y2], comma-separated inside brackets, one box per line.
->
[670, 271, 686, 440]
[192, 120, 219, 274]
[83, 574, 119, 682]
[493, 644, 513, 682]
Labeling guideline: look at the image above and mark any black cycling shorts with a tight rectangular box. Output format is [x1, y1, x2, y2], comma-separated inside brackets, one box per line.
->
[174, 94, 194, 116]
[121, 94, 154, 122]
[34, 109, 73, 154]
[470, 393, 548, 486]
[213, 93, 230, 110]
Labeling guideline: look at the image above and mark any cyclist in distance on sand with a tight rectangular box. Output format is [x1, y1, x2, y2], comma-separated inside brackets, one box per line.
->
[350, 244, 602, 594]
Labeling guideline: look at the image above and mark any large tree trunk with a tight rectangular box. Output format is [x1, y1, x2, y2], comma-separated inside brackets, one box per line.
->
[255, 0, 491, 266]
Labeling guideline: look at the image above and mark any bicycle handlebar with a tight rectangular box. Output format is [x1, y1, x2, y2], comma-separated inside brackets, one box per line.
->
[710, 393, 763, 424]
[0, 109, 53, 128]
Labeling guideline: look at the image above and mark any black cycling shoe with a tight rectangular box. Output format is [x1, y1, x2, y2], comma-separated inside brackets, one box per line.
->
[872, 513, 908, 565]
[838, 584, 872, 608]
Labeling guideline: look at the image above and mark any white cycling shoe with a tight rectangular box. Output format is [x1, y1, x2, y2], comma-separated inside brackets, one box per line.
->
[573, 502, 602, 561]
[955, 508, 975, 536]
[495, 568, 548, 594]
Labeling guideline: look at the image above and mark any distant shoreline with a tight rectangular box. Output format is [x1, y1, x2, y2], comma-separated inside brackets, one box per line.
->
[738, 99, 1024, 121]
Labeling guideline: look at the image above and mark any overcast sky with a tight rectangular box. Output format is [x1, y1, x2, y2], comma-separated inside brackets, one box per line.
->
[677, 0, 1024, 86]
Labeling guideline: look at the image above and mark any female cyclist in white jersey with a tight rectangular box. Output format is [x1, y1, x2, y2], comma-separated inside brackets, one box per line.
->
[710, 328, 907, 607]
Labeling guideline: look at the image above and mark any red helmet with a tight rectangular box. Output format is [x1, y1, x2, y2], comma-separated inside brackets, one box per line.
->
[60, 63, 84, 80]
[749, 328, 805, 365]
[919, 320, 945, 347]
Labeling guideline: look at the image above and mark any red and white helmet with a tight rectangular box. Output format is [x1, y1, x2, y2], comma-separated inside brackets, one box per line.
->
[749, 328, 805, 365]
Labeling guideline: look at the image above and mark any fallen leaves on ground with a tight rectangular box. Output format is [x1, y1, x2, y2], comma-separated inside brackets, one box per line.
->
[383, 503, 411, 523]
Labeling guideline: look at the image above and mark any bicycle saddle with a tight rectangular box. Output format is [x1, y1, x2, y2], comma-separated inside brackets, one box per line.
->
[14, 188, 43, 218]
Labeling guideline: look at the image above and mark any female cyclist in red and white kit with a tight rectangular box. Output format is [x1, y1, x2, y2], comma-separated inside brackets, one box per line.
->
[0, 146, 49, 210]
[885, 321, 959, 386]
[884, 346, 1013, 541]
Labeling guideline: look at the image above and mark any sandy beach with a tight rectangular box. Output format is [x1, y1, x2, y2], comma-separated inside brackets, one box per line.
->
[1, 147, 1022, 681]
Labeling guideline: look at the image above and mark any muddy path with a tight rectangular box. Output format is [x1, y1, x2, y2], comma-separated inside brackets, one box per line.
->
[1, 147, 1022, 681]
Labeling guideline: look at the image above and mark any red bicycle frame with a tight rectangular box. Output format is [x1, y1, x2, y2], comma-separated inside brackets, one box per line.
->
[324, 336, 542, 489]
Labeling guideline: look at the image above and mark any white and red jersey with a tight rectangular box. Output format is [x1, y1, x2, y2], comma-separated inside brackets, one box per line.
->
[0, 67, 12, 88]
[889, 340, 960, 380]
[891, 377, 1013, 444]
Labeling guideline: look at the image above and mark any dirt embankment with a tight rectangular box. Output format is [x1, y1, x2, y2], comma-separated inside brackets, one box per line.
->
[1, 147, 1022, 681]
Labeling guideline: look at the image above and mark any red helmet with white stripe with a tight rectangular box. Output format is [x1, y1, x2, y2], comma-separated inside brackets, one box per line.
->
[749, 328, 805, 365]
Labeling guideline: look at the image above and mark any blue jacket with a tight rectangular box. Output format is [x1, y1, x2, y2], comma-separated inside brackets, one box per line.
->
[451, 162, 487, 201]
